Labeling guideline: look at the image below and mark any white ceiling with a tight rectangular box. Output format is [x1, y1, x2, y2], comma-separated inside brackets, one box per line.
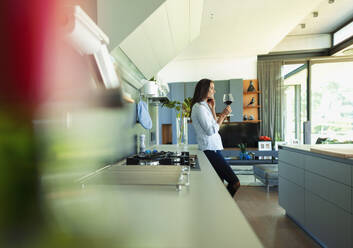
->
[289, 0, 353, 35]
[173, 0, 353, 60]
[98, 0, 166, 50]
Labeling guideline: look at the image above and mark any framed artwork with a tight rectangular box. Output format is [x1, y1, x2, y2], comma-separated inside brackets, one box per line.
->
[258, 141, 272, 151]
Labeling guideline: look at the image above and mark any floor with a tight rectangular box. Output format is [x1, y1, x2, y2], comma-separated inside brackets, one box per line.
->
[235, 186, 321, 248]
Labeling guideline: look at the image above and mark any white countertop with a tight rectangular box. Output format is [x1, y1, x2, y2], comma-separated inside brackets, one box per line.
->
[48, 145, 263, 248]
[280, 144, 353, 159]
[280, 144, 312, 152]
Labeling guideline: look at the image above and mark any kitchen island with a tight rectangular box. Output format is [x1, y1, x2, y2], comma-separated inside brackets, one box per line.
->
[48, 145, 262, 248]
[279, 144, 353, 248]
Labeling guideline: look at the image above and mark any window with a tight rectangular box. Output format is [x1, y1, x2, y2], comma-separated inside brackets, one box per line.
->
[282, 64, 307, 144]
[333, 20, 353, 46]
[311, 61, 353, 142]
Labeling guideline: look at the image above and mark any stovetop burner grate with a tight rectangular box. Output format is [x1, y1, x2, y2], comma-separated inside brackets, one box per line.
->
[126, 151, 200, 170]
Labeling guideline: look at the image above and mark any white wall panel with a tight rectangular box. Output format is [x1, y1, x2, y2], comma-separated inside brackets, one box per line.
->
[165, 0, 189, 53]
[158, 56, 257, 83]
[120, 25, 160, 80]
[143, 4, 175, 69]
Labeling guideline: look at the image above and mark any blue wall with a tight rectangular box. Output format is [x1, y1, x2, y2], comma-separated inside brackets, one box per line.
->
[159, 79, 243, 145]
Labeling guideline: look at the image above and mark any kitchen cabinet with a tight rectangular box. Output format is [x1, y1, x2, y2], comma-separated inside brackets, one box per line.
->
[214, 79, 243, 121]
[279, 146, 353, 248]
[187, 123, 197, 144]
[214, 80, 228, 114]
[305, 191, 351, 248]
[279, 149, 305, 168]
[279, 177, 305, 226]
[278, 150, 305, 226]
[229, 79, 243, 122]
[305, 171, 351, 212]
[185, 82, 197, 98]
[305, 154, 351, 186]
[279, 161, 304, 186]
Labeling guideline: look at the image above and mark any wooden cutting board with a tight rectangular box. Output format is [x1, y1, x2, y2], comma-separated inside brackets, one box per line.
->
[310, 144, 353, 159]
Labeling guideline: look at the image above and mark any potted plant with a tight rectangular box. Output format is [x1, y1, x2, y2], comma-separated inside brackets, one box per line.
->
[238, 143, 247, 160]
[162, 97, 192, 145]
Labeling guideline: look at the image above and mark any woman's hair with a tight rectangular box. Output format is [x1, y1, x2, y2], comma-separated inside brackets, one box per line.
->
[190, 78, 213, 116]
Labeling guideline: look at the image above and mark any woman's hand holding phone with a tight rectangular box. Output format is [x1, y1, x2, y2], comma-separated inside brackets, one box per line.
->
[207, 98, 215, 110]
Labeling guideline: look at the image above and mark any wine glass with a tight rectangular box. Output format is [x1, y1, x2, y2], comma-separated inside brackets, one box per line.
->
[223, 93, 234, 116]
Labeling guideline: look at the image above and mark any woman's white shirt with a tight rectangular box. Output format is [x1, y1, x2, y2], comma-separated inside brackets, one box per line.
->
[191, 101, 223, 151]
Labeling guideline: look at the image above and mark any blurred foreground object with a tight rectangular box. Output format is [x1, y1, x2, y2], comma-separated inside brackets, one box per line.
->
[0, 0, 55, 247]
[64, 5, 120, 90]
[0, 1, 127, 247]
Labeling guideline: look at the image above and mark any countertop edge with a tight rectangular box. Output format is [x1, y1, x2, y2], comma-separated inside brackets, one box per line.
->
[279, 145, 353, 165]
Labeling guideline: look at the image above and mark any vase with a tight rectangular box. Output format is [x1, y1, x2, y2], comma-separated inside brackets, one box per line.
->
[176, 117, 189, 146]
[239, 152, 247, 160]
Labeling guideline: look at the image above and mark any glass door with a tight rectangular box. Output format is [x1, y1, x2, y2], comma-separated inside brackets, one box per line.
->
[311, 61, 353, 143]
[282, 64, 307, 143]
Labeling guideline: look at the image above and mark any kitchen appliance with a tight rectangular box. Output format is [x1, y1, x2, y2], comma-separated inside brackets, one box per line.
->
[126, 151, 200, 170]
[78, 151, 197, 191]
[78, 165, 189, 191]
[78, 151, 198, 190]
[139, 134, 146, 153]
[141, 79, 158, 97]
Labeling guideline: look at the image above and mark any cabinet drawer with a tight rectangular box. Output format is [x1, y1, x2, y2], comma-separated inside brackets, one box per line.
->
[279, 161, 304, 186]
[279, 177, 305, 225]
[305, 171, 351, 213]
[279, 149, 304, 168]
[305, 155, 351, 186]
[305, 191, 351, 248]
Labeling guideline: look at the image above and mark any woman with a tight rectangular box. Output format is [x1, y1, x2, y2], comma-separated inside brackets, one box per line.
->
[191, 78, 240, 197]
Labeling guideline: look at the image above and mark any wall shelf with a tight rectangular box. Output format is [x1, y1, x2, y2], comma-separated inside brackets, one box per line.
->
[244, 105, 261, 109]
[243, 79, 260, 122]
[227, 120, 262, 124]
[243, 91, 261, 95]
[242, 120, 261, 123]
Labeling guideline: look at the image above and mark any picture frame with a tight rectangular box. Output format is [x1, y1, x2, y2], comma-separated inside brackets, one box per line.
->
[258, 141, 272, 151]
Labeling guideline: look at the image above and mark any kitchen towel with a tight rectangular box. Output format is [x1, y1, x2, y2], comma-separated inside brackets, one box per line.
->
[137, 99, 152, 129]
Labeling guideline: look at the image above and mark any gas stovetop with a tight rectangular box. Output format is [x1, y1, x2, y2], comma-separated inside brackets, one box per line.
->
[126, 151, 200, 170]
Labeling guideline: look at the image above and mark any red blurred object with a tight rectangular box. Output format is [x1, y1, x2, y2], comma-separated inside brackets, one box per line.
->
[259, 136, 272, 141]
[0, 0, 56, 112]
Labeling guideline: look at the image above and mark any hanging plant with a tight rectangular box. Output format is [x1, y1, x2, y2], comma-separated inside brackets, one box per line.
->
[238, 143, 247, 153]
[162, 97, 192, 119]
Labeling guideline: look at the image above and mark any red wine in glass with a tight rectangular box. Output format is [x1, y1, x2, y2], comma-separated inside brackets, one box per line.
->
[223, 93, 234, 116]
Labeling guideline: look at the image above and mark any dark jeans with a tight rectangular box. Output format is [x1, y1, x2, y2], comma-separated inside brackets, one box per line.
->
[204, 150, 239, 197]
